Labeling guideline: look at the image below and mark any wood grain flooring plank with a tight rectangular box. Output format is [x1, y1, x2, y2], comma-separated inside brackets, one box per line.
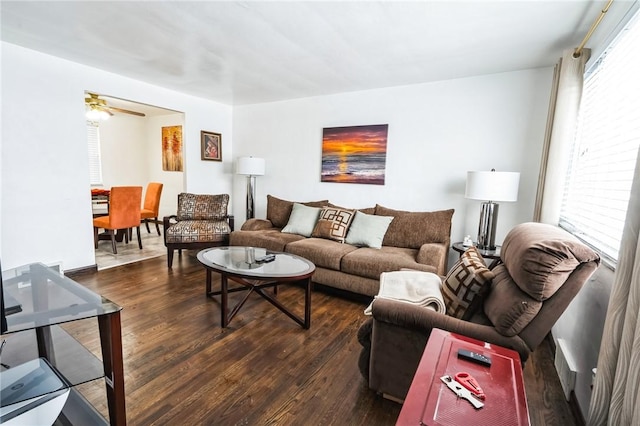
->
[65, 253, 577, 425]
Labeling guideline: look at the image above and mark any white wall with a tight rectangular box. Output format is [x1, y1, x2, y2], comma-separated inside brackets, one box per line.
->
[1, 42, 233, 271]
[232, 68, 553, 266]
[553, 265, 613, 416]
[146, 115, 188, 219]
[99, 114, 151, 188]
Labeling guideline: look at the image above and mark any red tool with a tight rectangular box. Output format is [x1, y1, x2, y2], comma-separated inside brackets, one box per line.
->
[455, 372, 486, 400]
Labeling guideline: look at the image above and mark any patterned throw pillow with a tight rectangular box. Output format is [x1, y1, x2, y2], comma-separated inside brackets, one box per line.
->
[442, 246, 495, 319]
[311, 207, 356, 243]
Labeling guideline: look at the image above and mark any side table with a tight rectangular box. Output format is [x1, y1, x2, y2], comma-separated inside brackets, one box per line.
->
[452, 242, 501, 268]
[396, 328, 529, 426]
[1, 263, 126, 425]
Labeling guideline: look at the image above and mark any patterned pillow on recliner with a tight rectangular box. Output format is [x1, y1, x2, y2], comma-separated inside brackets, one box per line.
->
[441, 246, 495, 319]
[176, 193, 228, 221]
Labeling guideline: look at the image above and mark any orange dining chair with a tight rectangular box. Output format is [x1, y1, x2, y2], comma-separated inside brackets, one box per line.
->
[141, 182, 164, 235]
[93, 186, 143, 254]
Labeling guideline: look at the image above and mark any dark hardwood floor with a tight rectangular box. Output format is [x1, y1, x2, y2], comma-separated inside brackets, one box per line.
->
[64, 253, 577, 425]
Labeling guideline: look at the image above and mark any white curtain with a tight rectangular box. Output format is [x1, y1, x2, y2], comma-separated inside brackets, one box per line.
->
[533, 48, 590, 224]
[588, 150, 640, 425]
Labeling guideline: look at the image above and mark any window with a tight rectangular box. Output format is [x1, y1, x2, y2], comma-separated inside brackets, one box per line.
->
[87, 120, 103, 186]
[559, 12, 640, 265]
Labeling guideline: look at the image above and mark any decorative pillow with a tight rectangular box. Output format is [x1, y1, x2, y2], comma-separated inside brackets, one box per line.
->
[281, 203, 321, 237]
[441, 246, 495, 319]
[266, 195, 328, 229]
[311, 207, 356, 243]
[373, 205, 454, 249]
[345, 211, 394, 249]
[176, 193, 228, 221]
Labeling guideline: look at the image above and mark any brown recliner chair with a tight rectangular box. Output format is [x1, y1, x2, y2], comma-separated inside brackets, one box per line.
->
[357, 222, 601, 401]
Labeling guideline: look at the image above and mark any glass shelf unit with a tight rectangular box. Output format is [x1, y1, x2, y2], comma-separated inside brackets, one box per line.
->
[1, 263, 126, 425]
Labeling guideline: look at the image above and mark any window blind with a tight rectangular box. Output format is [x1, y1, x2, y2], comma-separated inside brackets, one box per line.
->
[559, 12, 640, 264]
[87, 121, 103, 186]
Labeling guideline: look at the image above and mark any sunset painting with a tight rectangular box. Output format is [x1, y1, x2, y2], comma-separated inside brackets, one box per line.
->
[321, 124, 388, 185]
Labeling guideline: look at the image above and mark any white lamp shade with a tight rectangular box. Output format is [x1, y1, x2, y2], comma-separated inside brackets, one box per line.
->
[465, 171, 520, 202]
[237, 157, 265, 176]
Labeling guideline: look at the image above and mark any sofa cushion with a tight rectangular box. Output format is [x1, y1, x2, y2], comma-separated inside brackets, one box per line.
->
[484, 264, 543, 336]
[441, 246, 495, 319]
[501, 222, 601, 301]
[176, 193, 228, 221]
[285, 238, 358, 270]
[281, 203, 321, 237]
[229, 229, 305, 252]
[266, 195, 329, 229]
[166, 219, 231, 243]
[374, 205, 454, 249]
[345, 211, 394, 249]
[311, 207, 356, 243]
[341, 246, 437, 280]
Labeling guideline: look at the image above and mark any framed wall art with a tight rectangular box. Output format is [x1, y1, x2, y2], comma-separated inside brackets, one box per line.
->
[321, 124, 388, 185]
[201, 131, 222, 161]
[162, 125, 183, 172]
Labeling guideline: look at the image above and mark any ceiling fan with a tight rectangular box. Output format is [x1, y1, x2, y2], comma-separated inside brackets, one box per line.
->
[84, 92, 146, 119]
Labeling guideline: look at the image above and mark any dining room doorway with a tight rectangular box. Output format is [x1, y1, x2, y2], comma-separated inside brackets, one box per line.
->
[86, 93, 185, 270]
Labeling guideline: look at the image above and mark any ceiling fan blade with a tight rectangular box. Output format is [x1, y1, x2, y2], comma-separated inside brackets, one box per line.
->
[107, 106, 146, 117]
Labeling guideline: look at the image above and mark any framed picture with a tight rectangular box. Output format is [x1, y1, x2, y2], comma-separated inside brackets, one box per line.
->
[201, 131, 222, 161]
[162, 125, 183, 171]
[321, 124, 388, 185]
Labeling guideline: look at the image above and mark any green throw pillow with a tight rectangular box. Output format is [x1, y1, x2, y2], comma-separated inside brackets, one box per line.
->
[281, 203, 321, 237]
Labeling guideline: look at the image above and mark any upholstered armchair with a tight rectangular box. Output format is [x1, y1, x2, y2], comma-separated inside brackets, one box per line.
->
[357, 222, 601, 401]
[163, 193, 234, 268]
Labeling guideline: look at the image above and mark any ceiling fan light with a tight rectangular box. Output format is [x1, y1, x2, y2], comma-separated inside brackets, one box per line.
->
[86, 107, 101, 120]
[86, 105, 110, 121]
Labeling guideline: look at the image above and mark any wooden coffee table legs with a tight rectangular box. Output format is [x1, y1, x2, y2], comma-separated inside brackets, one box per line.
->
[204, 269, 311, 329]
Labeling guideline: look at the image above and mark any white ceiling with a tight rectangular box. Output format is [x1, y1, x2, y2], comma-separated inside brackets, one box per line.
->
[1, 1, 637, 106]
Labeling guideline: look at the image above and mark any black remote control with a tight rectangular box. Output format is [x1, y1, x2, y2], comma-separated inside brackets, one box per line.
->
[255, 254, 276, 263]
[457, 349, 492, 367]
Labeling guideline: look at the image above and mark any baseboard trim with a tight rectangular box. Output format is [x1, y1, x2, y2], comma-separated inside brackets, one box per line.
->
[547, 332, 585, 425]
[381, 393, 404, 404]
[64, 264, 98, 278]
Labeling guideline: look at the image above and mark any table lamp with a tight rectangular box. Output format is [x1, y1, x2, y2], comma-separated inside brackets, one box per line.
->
[237, 157, 265, 220]
[465, 169, 520, 250]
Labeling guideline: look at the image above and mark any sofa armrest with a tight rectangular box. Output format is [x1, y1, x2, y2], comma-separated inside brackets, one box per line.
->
[365, 299, 531, 400]
[416, 243, 448, 275]
[372, 298, 532, 360]
[241, 218, 275, 231]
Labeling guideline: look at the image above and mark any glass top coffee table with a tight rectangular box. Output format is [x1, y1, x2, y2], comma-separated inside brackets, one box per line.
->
[196, 247, 316, 329]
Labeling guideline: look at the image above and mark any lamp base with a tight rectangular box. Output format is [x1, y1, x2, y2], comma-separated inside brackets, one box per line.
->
[477, 202, 499, 251]
[246, 176, 256, 220]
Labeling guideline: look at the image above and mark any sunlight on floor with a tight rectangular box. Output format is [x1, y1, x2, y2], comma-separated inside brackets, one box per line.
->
[94, 228, 166, 270]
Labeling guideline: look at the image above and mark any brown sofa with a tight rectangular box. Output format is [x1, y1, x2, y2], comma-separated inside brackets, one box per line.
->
[357, 222, 601, 401]
[229, 195, 454, 296]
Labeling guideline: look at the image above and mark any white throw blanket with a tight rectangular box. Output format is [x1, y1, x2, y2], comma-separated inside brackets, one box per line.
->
[364, 270, 446, 315]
